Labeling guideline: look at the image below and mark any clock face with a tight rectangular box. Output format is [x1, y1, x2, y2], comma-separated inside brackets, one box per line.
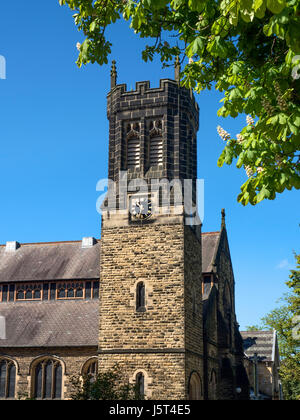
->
[130, 197, 152, 220]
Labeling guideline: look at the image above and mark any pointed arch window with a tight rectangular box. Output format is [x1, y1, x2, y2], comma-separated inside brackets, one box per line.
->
[82, 358, 98, 383]
[136, 372, 145, 398]
[136, 282, 145, 312]
[0, 359, 16, 399]
[33, 358, 62, 400]
[16, 283, 42, 301]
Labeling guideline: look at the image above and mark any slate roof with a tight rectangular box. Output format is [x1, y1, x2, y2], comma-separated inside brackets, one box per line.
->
[0, 232, 222, 348]
[241, 330, 276, 362]
[201, 232, 220, 272]
[0, 300, 98, 347]
[0, 232, 220, 283]
[0, 240, 100, 283]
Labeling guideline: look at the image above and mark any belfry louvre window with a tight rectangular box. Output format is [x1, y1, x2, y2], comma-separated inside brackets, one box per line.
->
[150, 136, 163, 166]
[126, 122, 141, 170]
[0, 359, 16, 399]
[33, 359, 62, 400]
[149, 120, 163, 167]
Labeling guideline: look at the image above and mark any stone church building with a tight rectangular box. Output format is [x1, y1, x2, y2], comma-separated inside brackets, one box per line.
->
[0, 67, 249, 400]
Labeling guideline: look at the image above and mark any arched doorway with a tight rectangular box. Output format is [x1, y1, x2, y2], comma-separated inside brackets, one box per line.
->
[188, 372, 202, 400]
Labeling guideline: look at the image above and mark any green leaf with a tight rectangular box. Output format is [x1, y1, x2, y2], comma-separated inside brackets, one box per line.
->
[279, 113, 288, 124]
[186, 37, 205, 57]
[246, 150, 255, 160]
[288, 121, 298, 134]
[254, 0, 264, 10]
[89, 21, 97, 32]
[229, 87, 243, 100]
[280, 172, 287, 185]
[217, 149, 226, 167]
[254, 0, 267, 19]
[171, 0, 185, 9]
[224, 148, 234, 164]
[256, 186, 270, 203]
[188, 0, 207, 12]
[293, 115, 300, 128]
[212, 17, 230, 37]
[237, 152, 245, 168]
[231, 61, 244, 75]
[286, 22, 300, 53]
[267, 0, 286, 14]
[267, 115, 279, 125]
[263, 22, 273, 37]
[207, 36, 228, 58]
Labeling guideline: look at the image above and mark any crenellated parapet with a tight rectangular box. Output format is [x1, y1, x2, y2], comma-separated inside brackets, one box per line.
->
[107, 79, 199, 128]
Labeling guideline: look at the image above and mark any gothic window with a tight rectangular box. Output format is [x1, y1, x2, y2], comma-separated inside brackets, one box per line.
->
[33, 359, 63, 400]
[82, 358, 98, 383]
[149, 120, 163, 167]
[16, 284, 42, 301]
[58, 285, 66, 299]
[16, 289, 24, 300]
[136, 282, 145, 311]
[33, 287, 41, 299]
[126, 122, 141, 170]
[136, 372, 145, 398]
[56, 282, 85, 300]
[0, 359, 16, 399]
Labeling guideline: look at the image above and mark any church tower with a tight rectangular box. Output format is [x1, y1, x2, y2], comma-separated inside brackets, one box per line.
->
[99, 62, 203, 399]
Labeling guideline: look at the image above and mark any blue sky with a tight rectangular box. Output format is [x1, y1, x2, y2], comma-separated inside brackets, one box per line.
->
[0, 2, 299, 329]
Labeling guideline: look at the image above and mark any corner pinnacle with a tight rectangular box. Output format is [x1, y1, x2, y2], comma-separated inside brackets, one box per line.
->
[111, 60, 117, 89]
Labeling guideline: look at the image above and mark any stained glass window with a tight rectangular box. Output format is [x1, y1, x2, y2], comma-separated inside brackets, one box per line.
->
[0, 359, 16, 399]
[33, 359, 62, 400]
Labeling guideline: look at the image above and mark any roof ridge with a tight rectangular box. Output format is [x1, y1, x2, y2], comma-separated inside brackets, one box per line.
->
[202, 231, 220, 235]
[240, 330, 273, 333]
[0, 239, 100, 247]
